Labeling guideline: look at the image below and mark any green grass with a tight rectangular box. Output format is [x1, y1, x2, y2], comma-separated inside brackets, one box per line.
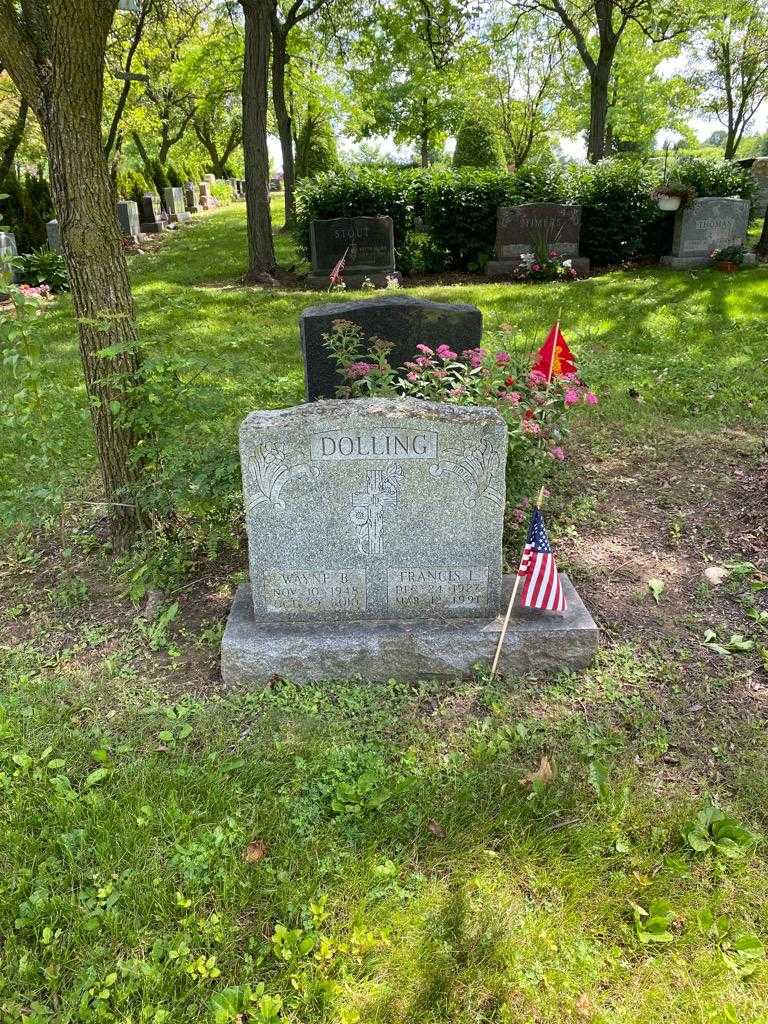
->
[1, 198, 768, 1023]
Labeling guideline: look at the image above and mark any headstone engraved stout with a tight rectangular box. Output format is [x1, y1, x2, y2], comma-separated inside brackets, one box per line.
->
[307, 215, 401, 289]
[661, 197, 753, 268]
[221, 397, 599, 683]
[300, 295, 483, 401]
[487, 203, 589, 278]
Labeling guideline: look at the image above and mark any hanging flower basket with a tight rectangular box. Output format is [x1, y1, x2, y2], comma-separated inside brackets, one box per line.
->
[657, 195, 681, 212]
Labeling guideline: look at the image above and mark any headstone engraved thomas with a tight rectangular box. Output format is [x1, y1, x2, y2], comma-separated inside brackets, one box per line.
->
[487, 203, 589, 278]
[307, 215, 401, 289]
[661, 197, 752, 268]
[300, 295, 483, 402]
[221, 397, 599, 683]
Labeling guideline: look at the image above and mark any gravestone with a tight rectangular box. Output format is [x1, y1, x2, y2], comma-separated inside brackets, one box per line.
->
[300, 295, 483, 401]
[221, 396, 599, 684]
[203, 173, 216, 184]
[307, 215, 400, 289]
[269, 176, 282, 192]
[163, 186, 191, 223]
[0, 230, 19, 298]
[734, 157, 768, 217]
[46, 219, 61, 252]
[184, 182, 200, 214]
[486, 203, 589, 278]
[199, 181, 212, 210]
[661, 197, 753, 268]
[116, 200, 140, 242]
[139, 193, 164, 233]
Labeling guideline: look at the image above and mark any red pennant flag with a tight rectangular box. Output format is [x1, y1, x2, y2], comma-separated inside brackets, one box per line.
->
[532, 324, 577, 381]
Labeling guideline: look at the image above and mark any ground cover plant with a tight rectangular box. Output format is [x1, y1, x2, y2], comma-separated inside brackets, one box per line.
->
[1, 200, 768, 1023]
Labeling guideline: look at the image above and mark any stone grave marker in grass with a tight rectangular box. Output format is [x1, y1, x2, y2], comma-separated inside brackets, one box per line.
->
[221, 396, 599, 684]
[307, 215, 401, 289]
[139, 194, 164, 234]
[486, 203, 589, 278]
[116, 200, 140, 242]
[661, 197, 754, 268]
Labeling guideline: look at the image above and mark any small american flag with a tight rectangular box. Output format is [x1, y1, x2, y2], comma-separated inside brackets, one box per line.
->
[329, 247, 348, 287]
[517, 507, 567, 612]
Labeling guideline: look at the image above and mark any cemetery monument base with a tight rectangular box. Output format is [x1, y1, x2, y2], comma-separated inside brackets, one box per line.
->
[221, 574, 598, 685]
[660, 197, 752, 268]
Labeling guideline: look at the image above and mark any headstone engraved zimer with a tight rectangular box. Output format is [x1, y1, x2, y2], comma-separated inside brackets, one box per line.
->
[221, 397, 599, 683]
[661, 197, 753, 268]
[300, 295, 483, 401]
[307, 215, 401, 289]
[487, 203, 590, 278]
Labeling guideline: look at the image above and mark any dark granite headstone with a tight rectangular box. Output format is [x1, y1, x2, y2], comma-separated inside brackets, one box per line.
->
[486, 203, 589, 277]
[661, 197, 752, 268]
[46, 219, 61, 252]
[140, 193, 164, 233]
[299, 295, 483, 401]
[307, 215, 399, 288]
[116, 200, 140, 241]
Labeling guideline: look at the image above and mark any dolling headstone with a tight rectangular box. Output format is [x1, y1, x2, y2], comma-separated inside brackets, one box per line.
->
[116, 200, 141, 242]
[307, 215, 401, 289]
[221, 396, 599, 684]
[139, 193, 164, 233]
[163, 186, 191, 223]
[0, 230, 19, 298]
[486, 203, 589, 278]
[300, 295, 483, 401]
[184, 182, 200, 214]
[46, 218, 62, 252]
[660, 197, 754, 268]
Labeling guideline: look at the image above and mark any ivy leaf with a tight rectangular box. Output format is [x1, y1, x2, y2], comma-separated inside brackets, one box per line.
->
[647, 578, 665, 603]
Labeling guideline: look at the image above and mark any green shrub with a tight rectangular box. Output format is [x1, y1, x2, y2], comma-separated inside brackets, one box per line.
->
[210, 181, 233, 205]
[0, 174, 53, 251]
[673, 156, 758, 214]
[11, 246, 68, 291]
[117, 168, 151, 206]
[453, 109, 506, 170]
[295, 107, 339, 180]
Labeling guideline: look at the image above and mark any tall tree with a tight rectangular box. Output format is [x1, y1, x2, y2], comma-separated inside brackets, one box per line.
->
[518, 0, 693, 161]
[0, 70, 28, 180]
[241, 0, 277, 282]
[694, 0, 768, 160]
[271, 0, 331, 228]
[0, 0, 145, 547]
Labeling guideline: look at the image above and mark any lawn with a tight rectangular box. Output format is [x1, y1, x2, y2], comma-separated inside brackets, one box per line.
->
[1, 199, 768, 1024]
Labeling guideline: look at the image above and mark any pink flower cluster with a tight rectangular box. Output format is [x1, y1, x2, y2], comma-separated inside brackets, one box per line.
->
[18, 283, 51, 298]
[346, 361, 376, 381]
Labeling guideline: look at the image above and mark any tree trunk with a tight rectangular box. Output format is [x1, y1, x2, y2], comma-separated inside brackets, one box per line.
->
[587, 64, 611, 163]
[724, 129, 738, 161]
[757, 207, 768, 255]
[0, 96, 28, 181]
[132, 130, 150, 168]
[271, 25, 296, 229]
[242, 0, 276, 283]
[37, 5, 146, 548]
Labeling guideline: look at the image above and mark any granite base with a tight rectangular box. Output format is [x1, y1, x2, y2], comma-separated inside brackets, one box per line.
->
[305, 270, 403, 291]
[140, 222, 164, 234]
[486, 256, 590, 279]
[169, 212, 192, 224]
[220, 574, 599, 686]
[661, 253, 758, 269]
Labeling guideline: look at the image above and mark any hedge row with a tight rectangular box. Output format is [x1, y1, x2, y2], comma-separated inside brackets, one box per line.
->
[0, 174, 54, 252]
[295, 157, 758, 270]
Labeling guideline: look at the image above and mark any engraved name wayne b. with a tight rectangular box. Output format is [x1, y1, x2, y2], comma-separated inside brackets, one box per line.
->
[310, 429, 438, 461]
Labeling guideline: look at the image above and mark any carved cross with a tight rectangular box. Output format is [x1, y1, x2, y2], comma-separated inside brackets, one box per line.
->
[350, 468, 401, 557]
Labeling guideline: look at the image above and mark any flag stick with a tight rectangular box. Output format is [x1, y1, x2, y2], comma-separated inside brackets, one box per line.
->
[546, 306, 563, 384]
[489, 484, 546, 679]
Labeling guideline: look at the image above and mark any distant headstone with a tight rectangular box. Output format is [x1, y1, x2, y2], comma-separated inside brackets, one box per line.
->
[198, 181, 212, 210]
[661, 197, 752, 268]
[300, 295, 483, 401]
[307, 215, 400, 289]
[0, 230, 19, 297]
[116, 200, 140, 241]
[163, 186, 191, 223]
[46, 219, 61, 252]
[486, 203, 589, 278]
[203, 173, 216, 184]
[269, 176, 282, 192]
[220, 396, 599, 683]
[184, 182, 200, 214]
[734, 157, 768, 217]
[140, 193, 164, 233]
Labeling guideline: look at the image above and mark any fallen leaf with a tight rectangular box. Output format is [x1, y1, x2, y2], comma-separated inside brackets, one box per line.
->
[520, 755, 556, 787]
[647, 578, 665, 604]
[427, 819, 445, 837]
[575, 992, 593, 1018]
[704, 566, 728, 586]
[244, 839, 267, 863]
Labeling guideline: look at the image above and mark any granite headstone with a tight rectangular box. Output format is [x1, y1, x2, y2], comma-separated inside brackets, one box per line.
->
[184, 182, 200, 214]
[199, 181, 212, 210]
[116, 200, 140, 241]
[0, 230, 19, 297]
[300, 295, 483, 401]
[307, 215, 400, 289]
[163, 186, 191, 223]
[661, 197, 752, 268]
[221, 396, 599, 683]
[140, 193, 164, 233]
[46, 219, 61, 252]
[486, 203, 589, 277]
